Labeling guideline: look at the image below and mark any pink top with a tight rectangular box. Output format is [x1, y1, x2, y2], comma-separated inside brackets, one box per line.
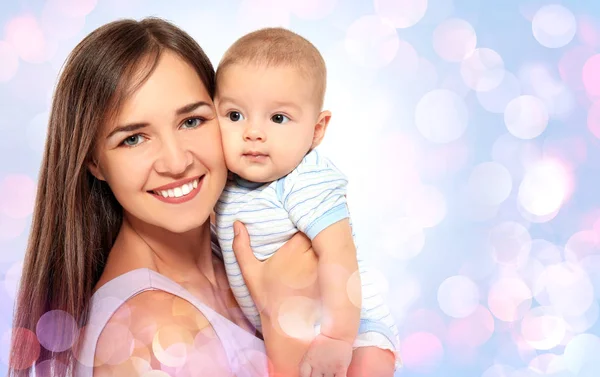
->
[74, 268, 268, 376]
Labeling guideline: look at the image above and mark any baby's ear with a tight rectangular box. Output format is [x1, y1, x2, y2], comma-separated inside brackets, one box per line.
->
[311, 110, 332, 148]
[87, 157, 106, 181]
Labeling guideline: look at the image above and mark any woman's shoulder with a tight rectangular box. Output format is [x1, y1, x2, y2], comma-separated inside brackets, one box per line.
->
[92, 290, 218, 375]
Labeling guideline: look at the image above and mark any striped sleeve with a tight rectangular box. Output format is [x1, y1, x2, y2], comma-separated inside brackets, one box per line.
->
[281, 163, 349, 240]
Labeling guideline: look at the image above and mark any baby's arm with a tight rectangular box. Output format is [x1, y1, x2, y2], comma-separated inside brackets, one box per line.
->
[312, 218, 361, 342]
[282, 159, 361, 375]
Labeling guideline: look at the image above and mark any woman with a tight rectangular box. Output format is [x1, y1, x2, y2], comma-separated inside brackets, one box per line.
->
[9, 18, 320, 377]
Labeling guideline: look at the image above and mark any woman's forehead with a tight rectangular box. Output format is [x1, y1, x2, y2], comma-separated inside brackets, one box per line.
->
[116, 52, 212, 122]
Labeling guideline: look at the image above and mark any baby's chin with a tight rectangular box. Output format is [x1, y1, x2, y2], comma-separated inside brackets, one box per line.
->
[232, 166, 279, 184]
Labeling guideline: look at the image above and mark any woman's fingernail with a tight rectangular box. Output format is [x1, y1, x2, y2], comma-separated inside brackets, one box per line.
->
[234, 222, 240, 236]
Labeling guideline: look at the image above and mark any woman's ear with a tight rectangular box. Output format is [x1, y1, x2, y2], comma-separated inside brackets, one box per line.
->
[311, 110, 332, 149]
[87, 157, 106, 181]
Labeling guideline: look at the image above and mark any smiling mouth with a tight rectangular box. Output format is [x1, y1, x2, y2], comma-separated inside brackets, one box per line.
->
[151, 177, 202, 198]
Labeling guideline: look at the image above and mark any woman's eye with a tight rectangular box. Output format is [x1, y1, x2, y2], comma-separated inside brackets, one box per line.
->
[182, 117, 204, 129]
[228, 111, 244, 122]
[122, 134, 145, 147]
[271, 114, 290, 124]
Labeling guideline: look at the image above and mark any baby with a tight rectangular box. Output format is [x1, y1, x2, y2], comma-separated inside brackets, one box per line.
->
[214, 28, 400, 376]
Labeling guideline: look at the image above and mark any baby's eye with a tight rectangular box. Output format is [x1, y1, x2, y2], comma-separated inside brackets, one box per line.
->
[228, 111, 244, 122]
[271, 114, 290, 124]
[121, 134, 145, 147]
[182, 117, 204, 129]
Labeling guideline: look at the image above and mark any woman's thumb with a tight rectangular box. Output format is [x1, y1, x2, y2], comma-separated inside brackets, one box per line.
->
[232, 221, 258, 274]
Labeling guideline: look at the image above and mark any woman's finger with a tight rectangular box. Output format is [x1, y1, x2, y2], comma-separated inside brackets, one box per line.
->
[299, 361, 312, 377]
[232, 221, 261, 279]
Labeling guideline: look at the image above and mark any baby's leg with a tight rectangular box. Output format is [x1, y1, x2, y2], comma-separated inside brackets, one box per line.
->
[347, 347, 395, 377]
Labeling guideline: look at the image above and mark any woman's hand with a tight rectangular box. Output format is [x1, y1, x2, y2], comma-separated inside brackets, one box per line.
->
[231, 221, 319, 320]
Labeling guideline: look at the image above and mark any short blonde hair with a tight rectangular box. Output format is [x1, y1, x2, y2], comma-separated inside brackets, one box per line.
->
[216, 27, 327, 109]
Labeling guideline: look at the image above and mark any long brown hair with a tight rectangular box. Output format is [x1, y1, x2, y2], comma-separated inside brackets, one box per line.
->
[9, 17, 216, 376]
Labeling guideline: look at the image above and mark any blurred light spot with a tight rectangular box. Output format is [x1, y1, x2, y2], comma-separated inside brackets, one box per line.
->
[412, 57, 438, 96]
[559, 46, 595, 91]
[564, 230, 599, 264]
[35, 359, 67, 376]
[577, 14, 600, 48]
[437, 275, 480, 318]
[504, 95, 549, 139]
[433, 18, 477, 62]
[562, 300, 599, 334]
[403, 309, 447, 340]
[518, 159, 571, 218]
[446, 305, 494, 347]
[0, 174, 37, 219]
[95, 322, 134, 365]
[276, 296, 319, 341]
[50, 0, 97, 17]
[0, 41, 19, 82]
[415, 89, 468, 143]
[489, 221, 532, 266]
[403, 184, 447, 228]
[563, 334, 600, 375]
[3, 261, 22, 300]
[467, 162, 512, 206]
[541, 263, 595, 317]
[4, 15, 53, 63]
[152, 324, 194, 368]
[344, 15, 399, 69]
[419, 140, 470, 180]
[26, 112, 49, 154]
[391, 39, 420, 77]
[582, 54, 600, 97]
[36, 310, 79, 352]
[477, 71, 521, 114]
[521, 306, 566, 350]
[236, 0, 290, 33]
[482, 364, 515, 377]
[289, 0, 336, 19]
[141, 370, 172, 377]
[41, 0, 86, 40]
[528, 353, 566, 375]
[532, 5, 577, 48]
[488, 277, 532, 322]
[460, 48, 505, 92]
[347, 270, 362, 308]
[587, 100, 600, 139]
[386, 275, 421, 318]
[520, 63, 575, 119]
[441, 71, 471, 98]
[130, 356, 152, 375]
[4, 328, 40, 370]
[492, 133, 542, 184]
[380, 217, 425, 260]
[542, 136, 587, 167]
[373, 0, 428, 28]
[0, 213, 27, 243]
[400, 332, 444, 373]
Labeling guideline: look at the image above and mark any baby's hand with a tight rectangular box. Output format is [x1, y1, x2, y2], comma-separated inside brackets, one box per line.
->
[300, 333, 353, 377]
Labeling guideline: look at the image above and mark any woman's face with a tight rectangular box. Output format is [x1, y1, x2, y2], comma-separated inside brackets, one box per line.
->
[90, 50, 227, 234]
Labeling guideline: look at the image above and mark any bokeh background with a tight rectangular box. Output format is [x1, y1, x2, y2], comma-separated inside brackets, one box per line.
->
[1, 0, 600, 376]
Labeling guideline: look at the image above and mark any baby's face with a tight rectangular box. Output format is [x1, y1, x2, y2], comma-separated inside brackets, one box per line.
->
[215, 63, 321, 182]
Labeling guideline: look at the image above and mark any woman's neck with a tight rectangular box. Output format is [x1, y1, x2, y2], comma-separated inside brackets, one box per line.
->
[110, 215, 218, 285]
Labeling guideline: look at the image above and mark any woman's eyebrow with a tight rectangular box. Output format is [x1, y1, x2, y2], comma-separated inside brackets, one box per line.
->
[176, 100, 212, 115]
[107, 101, 212, 139]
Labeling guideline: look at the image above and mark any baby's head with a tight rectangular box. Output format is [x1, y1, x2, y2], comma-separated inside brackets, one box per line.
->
[215, 27, 331, 183]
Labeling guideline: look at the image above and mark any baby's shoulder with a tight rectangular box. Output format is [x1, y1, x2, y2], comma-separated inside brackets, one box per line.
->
[290, 149, 344, 176]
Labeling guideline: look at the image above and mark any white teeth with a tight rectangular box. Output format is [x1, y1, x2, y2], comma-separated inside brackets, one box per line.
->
[155, 178, 199, 199]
